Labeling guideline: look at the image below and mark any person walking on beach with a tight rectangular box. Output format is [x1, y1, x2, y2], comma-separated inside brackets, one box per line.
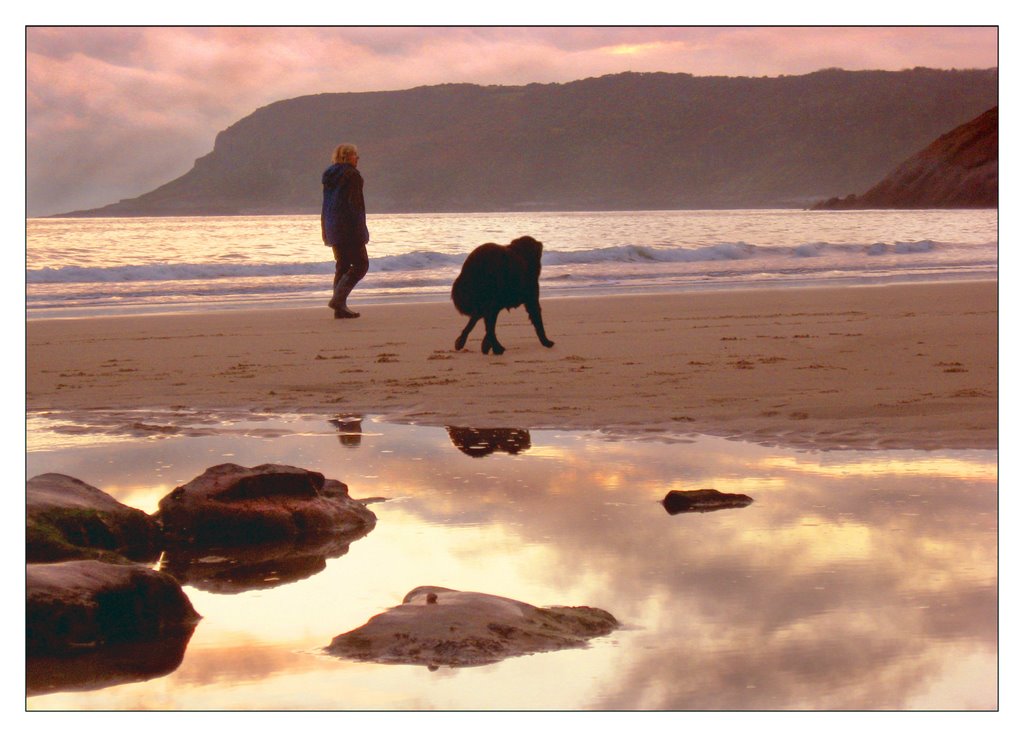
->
[321, 143, 369, 319]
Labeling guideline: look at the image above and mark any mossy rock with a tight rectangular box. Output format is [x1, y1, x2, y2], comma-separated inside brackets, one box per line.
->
[27, 474, 162, 563]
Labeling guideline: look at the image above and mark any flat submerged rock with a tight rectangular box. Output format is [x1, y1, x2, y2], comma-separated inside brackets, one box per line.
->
[326, 586, 618, 668]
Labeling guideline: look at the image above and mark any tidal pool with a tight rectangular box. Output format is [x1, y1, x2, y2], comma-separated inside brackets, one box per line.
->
[25, 411, 997, 710]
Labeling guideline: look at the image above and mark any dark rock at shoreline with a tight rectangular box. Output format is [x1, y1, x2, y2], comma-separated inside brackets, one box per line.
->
[325, 585, 618, 668]
[161, 529, 373, 593]
[662, 489, 754, 515]
[155, 463, 377, 547]
[812, 106, 997, 210]
[27, 560, 200, 654]
[27, 473, 163, 563]
[446, 426, 532, 457]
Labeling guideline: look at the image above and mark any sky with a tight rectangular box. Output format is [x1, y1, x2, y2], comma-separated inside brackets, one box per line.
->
[24, 25, 998, 216]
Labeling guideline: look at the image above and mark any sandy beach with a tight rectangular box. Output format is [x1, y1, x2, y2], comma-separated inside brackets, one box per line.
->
[27, 280, 996, 451]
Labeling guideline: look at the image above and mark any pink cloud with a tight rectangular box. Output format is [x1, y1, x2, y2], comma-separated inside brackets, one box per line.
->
[26, 26, 997, 215]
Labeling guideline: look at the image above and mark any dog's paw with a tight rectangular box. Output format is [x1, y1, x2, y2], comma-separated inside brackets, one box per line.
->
[542, 339, 555, 348]
[455, 335, 467, 350]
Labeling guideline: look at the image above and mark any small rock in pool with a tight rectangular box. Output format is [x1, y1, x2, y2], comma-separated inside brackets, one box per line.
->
[662, 488, 754, 515]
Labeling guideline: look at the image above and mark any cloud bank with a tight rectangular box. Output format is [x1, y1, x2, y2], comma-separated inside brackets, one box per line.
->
[26, 27, 997, 216]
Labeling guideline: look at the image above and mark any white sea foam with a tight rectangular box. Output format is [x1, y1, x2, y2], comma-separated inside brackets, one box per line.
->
[26, 210, 997, 316]
[26, 239, 979, 284]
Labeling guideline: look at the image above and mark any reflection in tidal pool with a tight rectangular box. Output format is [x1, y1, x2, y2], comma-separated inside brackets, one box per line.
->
[25, 413, 996, 710]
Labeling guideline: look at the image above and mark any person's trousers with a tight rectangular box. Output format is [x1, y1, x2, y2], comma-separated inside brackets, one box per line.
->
[332, 244, 369, 288]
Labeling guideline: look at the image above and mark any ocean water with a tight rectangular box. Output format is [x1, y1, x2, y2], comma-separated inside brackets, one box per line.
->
[26, 209, 997, 317]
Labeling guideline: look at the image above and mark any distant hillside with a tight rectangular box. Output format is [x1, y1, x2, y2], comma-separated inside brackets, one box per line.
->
[813, 106, 997, 209]
[59, 68, 998, 217]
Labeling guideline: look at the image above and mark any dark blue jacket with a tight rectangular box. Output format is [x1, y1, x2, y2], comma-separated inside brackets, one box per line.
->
[321, 163, 369, 248]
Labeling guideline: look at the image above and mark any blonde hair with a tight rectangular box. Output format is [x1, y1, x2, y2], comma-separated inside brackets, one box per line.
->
[332, 143, 359, 165]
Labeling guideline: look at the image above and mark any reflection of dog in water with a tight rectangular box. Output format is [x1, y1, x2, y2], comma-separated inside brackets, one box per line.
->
[330, 416, 363, 448]
[452, 236, 555, 355]
[447, 427, 531, 458]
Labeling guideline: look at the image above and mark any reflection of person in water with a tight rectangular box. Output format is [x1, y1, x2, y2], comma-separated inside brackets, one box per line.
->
[330, 416, 364, 448]
[446, 427, 531, 458]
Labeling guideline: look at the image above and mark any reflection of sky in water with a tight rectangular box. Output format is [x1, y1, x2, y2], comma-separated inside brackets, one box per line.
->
[26, 412, 996, 710]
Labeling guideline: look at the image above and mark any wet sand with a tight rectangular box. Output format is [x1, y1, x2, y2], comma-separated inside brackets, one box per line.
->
[26, 281, 997, 450]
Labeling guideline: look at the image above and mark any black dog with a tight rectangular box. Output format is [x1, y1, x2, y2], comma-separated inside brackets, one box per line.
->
[451, 236, 555, 355]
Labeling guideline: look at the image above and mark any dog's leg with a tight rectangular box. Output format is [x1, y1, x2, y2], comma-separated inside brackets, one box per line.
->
[455, 315, 480, 350]
[483, 311, 505, 355]
[526, 299, 555, 348]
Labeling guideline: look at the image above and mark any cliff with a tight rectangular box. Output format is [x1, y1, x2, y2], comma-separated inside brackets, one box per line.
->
[58, 68, 998, 216]
[813, 106, 997, 209]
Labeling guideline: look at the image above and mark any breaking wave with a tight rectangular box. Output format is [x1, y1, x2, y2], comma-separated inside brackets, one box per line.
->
[27, 240, 975, 285]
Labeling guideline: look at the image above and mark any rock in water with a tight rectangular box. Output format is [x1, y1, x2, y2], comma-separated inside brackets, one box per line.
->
[326, 586, 618, 668]
[27, 473, 162, 563]
[26, 560, 200, 654]
[156, 463, 376, 546]
[662, 488, 754, 515]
